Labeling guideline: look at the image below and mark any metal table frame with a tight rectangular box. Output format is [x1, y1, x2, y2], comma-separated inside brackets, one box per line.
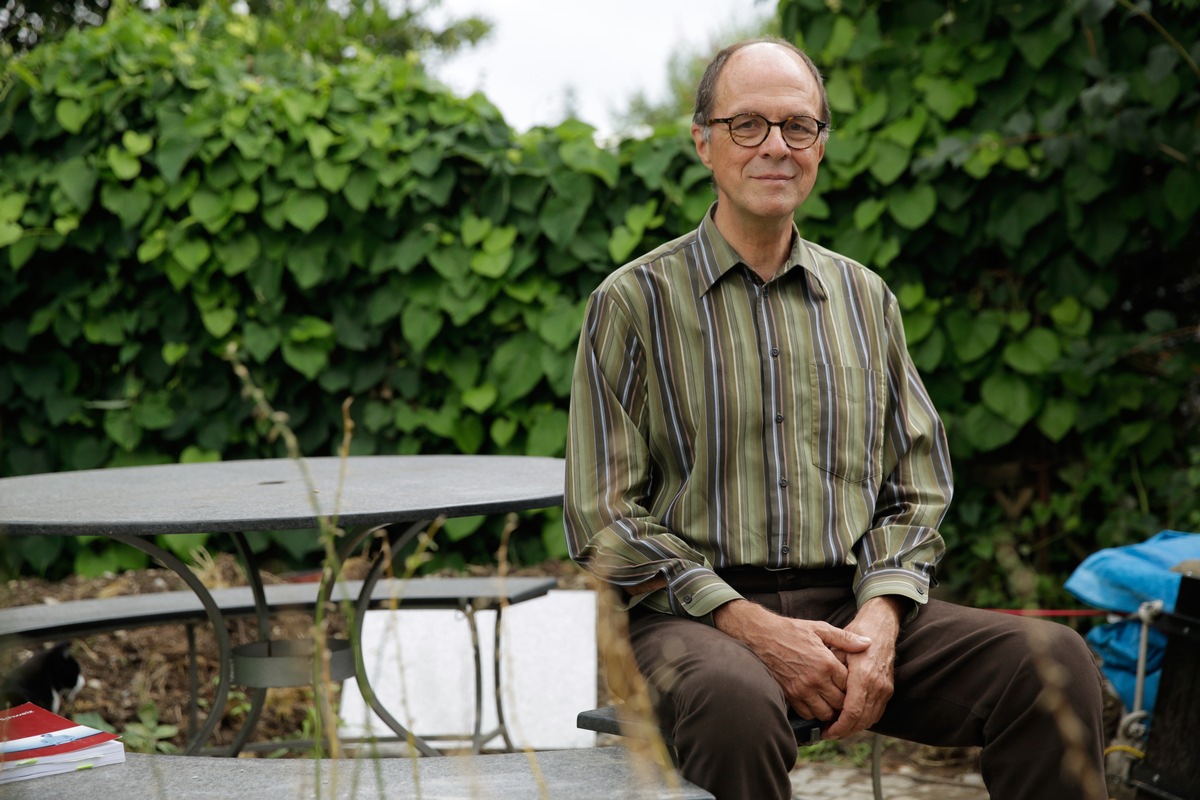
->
[0, 455, 566, 756]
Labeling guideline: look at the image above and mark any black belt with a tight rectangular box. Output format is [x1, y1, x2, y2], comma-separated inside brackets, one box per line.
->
[717, 566, 855, 593]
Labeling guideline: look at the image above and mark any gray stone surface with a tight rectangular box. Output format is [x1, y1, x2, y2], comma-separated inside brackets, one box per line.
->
[0, 455, 565, 535]
[788, 760, 987, 799]
[4, 749, 714, 799]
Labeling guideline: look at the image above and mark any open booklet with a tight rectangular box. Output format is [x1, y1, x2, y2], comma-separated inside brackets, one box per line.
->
[1, 703, 125, 784]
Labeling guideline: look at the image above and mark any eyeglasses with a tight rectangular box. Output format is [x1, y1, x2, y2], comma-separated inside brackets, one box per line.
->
[706, 113, 828, 151]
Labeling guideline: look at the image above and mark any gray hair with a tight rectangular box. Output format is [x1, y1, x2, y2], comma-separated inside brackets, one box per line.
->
[693, 37, 831, 144]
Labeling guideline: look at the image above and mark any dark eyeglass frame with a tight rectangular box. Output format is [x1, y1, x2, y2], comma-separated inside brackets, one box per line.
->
[706, 113, 829, 151]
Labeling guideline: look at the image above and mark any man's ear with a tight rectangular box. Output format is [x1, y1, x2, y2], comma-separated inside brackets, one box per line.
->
[692, 124, 712, 169]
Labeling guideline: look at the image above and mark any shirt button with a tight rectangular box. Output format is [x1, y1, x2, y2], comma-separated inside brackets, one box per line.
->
[781, 546, 790, 555]
[779, 478, 788, 488]
[770, 348, 780, 357]
[775, 414, 784, 424]
[683, 594, 693, 604]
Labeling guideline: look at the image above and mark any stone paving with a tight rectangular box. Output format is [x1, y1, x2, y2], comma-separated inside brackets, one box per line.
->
[789, 761, 988, 800]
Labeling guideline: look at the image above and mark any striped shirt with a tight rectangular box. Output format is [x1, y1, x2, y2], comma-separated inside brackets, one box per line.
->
[564, 207, 952, 620]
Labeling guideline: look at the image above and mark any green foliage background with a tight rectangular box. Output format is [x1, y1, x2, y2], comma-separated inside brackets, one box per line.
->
[1, 1, 1197, 607]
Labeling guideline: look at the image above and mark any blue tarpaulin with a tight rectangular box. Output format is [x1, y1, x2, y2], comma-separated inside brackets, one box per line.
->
[1065, 530, 1200, 715]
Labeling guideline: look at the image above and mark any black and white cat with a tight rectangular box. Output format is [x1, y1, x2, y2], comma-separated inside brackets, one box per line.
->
[1, 642, 84, 713]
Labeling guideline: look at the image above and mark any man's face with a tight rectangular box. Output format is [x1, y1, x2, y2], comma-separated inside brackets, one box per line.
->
[691, 44, 826, 231]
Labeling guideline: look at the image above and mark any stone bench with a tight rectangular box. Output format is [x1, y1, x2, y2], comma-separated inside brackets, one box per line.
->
[0, 576, 557, 646]
[9, 748, 715, 799]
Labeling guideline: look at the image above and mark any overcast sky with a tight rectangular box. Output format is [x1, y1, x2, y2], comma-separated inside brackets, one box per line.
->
[426, 1, 768, 136]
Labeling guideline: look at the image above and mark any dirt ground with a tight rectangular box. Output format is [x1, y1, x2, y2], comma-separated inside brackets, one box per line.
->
[0, 556, 979, 779]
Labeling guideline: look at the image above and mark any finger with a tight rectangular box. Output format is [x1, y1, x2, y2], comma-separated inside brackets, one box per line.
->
[822, 625, 871, 653]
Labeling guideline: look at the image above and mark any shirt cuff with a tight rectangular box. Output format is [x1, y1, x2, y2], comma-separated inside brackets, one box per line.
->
[625, 568, 744, 623]
[857, 573, 930, 625]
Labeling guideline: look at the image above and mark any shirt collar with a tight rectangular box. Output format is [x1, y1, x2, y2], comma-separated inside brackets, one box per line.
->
[694, 204, 827, 300]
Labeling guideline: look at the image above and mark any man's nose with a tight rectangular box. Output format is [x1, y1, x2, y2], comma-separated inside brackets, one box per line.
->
[760, 124, 791, 155]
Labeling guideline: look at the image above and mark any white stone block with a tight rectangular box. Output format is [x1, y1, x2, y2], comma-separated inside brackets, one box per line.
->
[338, 589, 597, 750]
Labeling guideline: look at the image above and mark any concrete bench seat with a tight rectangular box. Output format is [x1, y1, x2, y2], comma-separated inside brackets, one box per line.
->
[7, 747, 714, 799]
[0, 576, 557, 646]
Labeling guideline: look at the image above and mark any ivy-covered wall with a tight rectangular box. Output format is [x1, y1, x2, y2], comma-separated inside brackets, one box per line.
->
[1, 3, 1197, 605]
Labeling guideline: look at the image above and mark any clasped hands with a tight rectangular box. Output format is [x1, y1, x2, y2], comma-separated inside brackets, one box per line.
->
[712, 595, 903, 740]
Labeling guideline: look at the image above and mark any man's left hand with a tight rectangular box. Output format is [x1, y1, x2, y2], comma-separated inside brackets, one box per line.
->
[821, 595, 905, 739]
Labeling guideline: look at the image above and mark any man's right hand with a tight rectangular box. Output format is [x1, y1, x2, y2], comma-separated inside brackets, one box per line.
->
[712, 598, 871, 722]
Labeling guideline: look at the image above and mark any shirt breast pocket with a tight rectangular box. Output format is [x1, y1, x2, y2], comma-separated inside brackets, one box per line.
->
[808, 362, 886, 483]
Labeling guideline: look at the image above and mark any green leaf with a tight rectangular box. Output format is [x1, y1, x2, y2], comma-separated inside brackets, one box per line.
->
[610, 221, 645, 263]
[902, 309, 936, 345]
[1003, 327, 1060, 375]
[283, 191, 328, 233]
[155, 136, 200, 185]
[461, 215, 492, 247]
[56, 157, 98, 212]
[470, 250, 512, 278]
[104, 408, 142, 451]
[289, 316, 334, 342]
[18, 535, 64, 575]
[138, 230, 167, 263]
[402, 305, 443, 352]
[0, 193, 25, 222]
[916, 76, 976, 121]
[488, 333, 545, 405]
[536, 298, 584, 352]
[428, 245, 470, 281]
[880, 107, 928, 149]
[288, 246, 327, 288]
[853, 198, 887, 231]
[961, 404, 1020, 452]
[173, 239, 211, 273]
[558, 138, 620, 188]
[214, 233, 260, 276]
[281, 340, 329, 379]
[161, 342, 189, 366]
[305, 123, 337, 159]
[188, 188, 231, 229]
[981, 372, 1040, 427]
[201, 308, 237, 338]
[157, 533, 209, 561]
[490, 417, 518, 447]
[945, 309, 1003, 363]
[134, 392, 176, 430]
[526, 409, 569, 456]
[106, 144, 141, 180]
[123, 130, 154, 156]
[0, 221, 22, 247]
[462, 384, 498, 413]
[887, 184, 937, 230]
[868, 140, 910, 185]
[243, 321, 281, 362]
[442, 515, 485, 542]
[55, 98, 90, 133]
[100, 184, 153, 228]
[1013, 16, 1071, 69]
[1037, 397, 1077, 442]
[1164, 166, 1200, 221]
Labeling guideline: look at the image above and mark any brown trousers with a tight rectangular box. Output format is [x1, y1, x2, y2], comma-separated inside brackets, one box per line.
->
[626, 585, 1107, 800]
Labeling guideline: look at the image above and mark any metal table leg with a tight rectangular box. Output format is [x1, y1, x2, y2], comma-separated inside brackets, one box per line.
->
[110, 533, 233, 755]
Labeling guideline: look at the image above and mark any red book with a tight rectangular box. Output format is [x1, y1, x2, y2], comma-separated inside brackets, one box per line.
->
[0, 703, 124, 784]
